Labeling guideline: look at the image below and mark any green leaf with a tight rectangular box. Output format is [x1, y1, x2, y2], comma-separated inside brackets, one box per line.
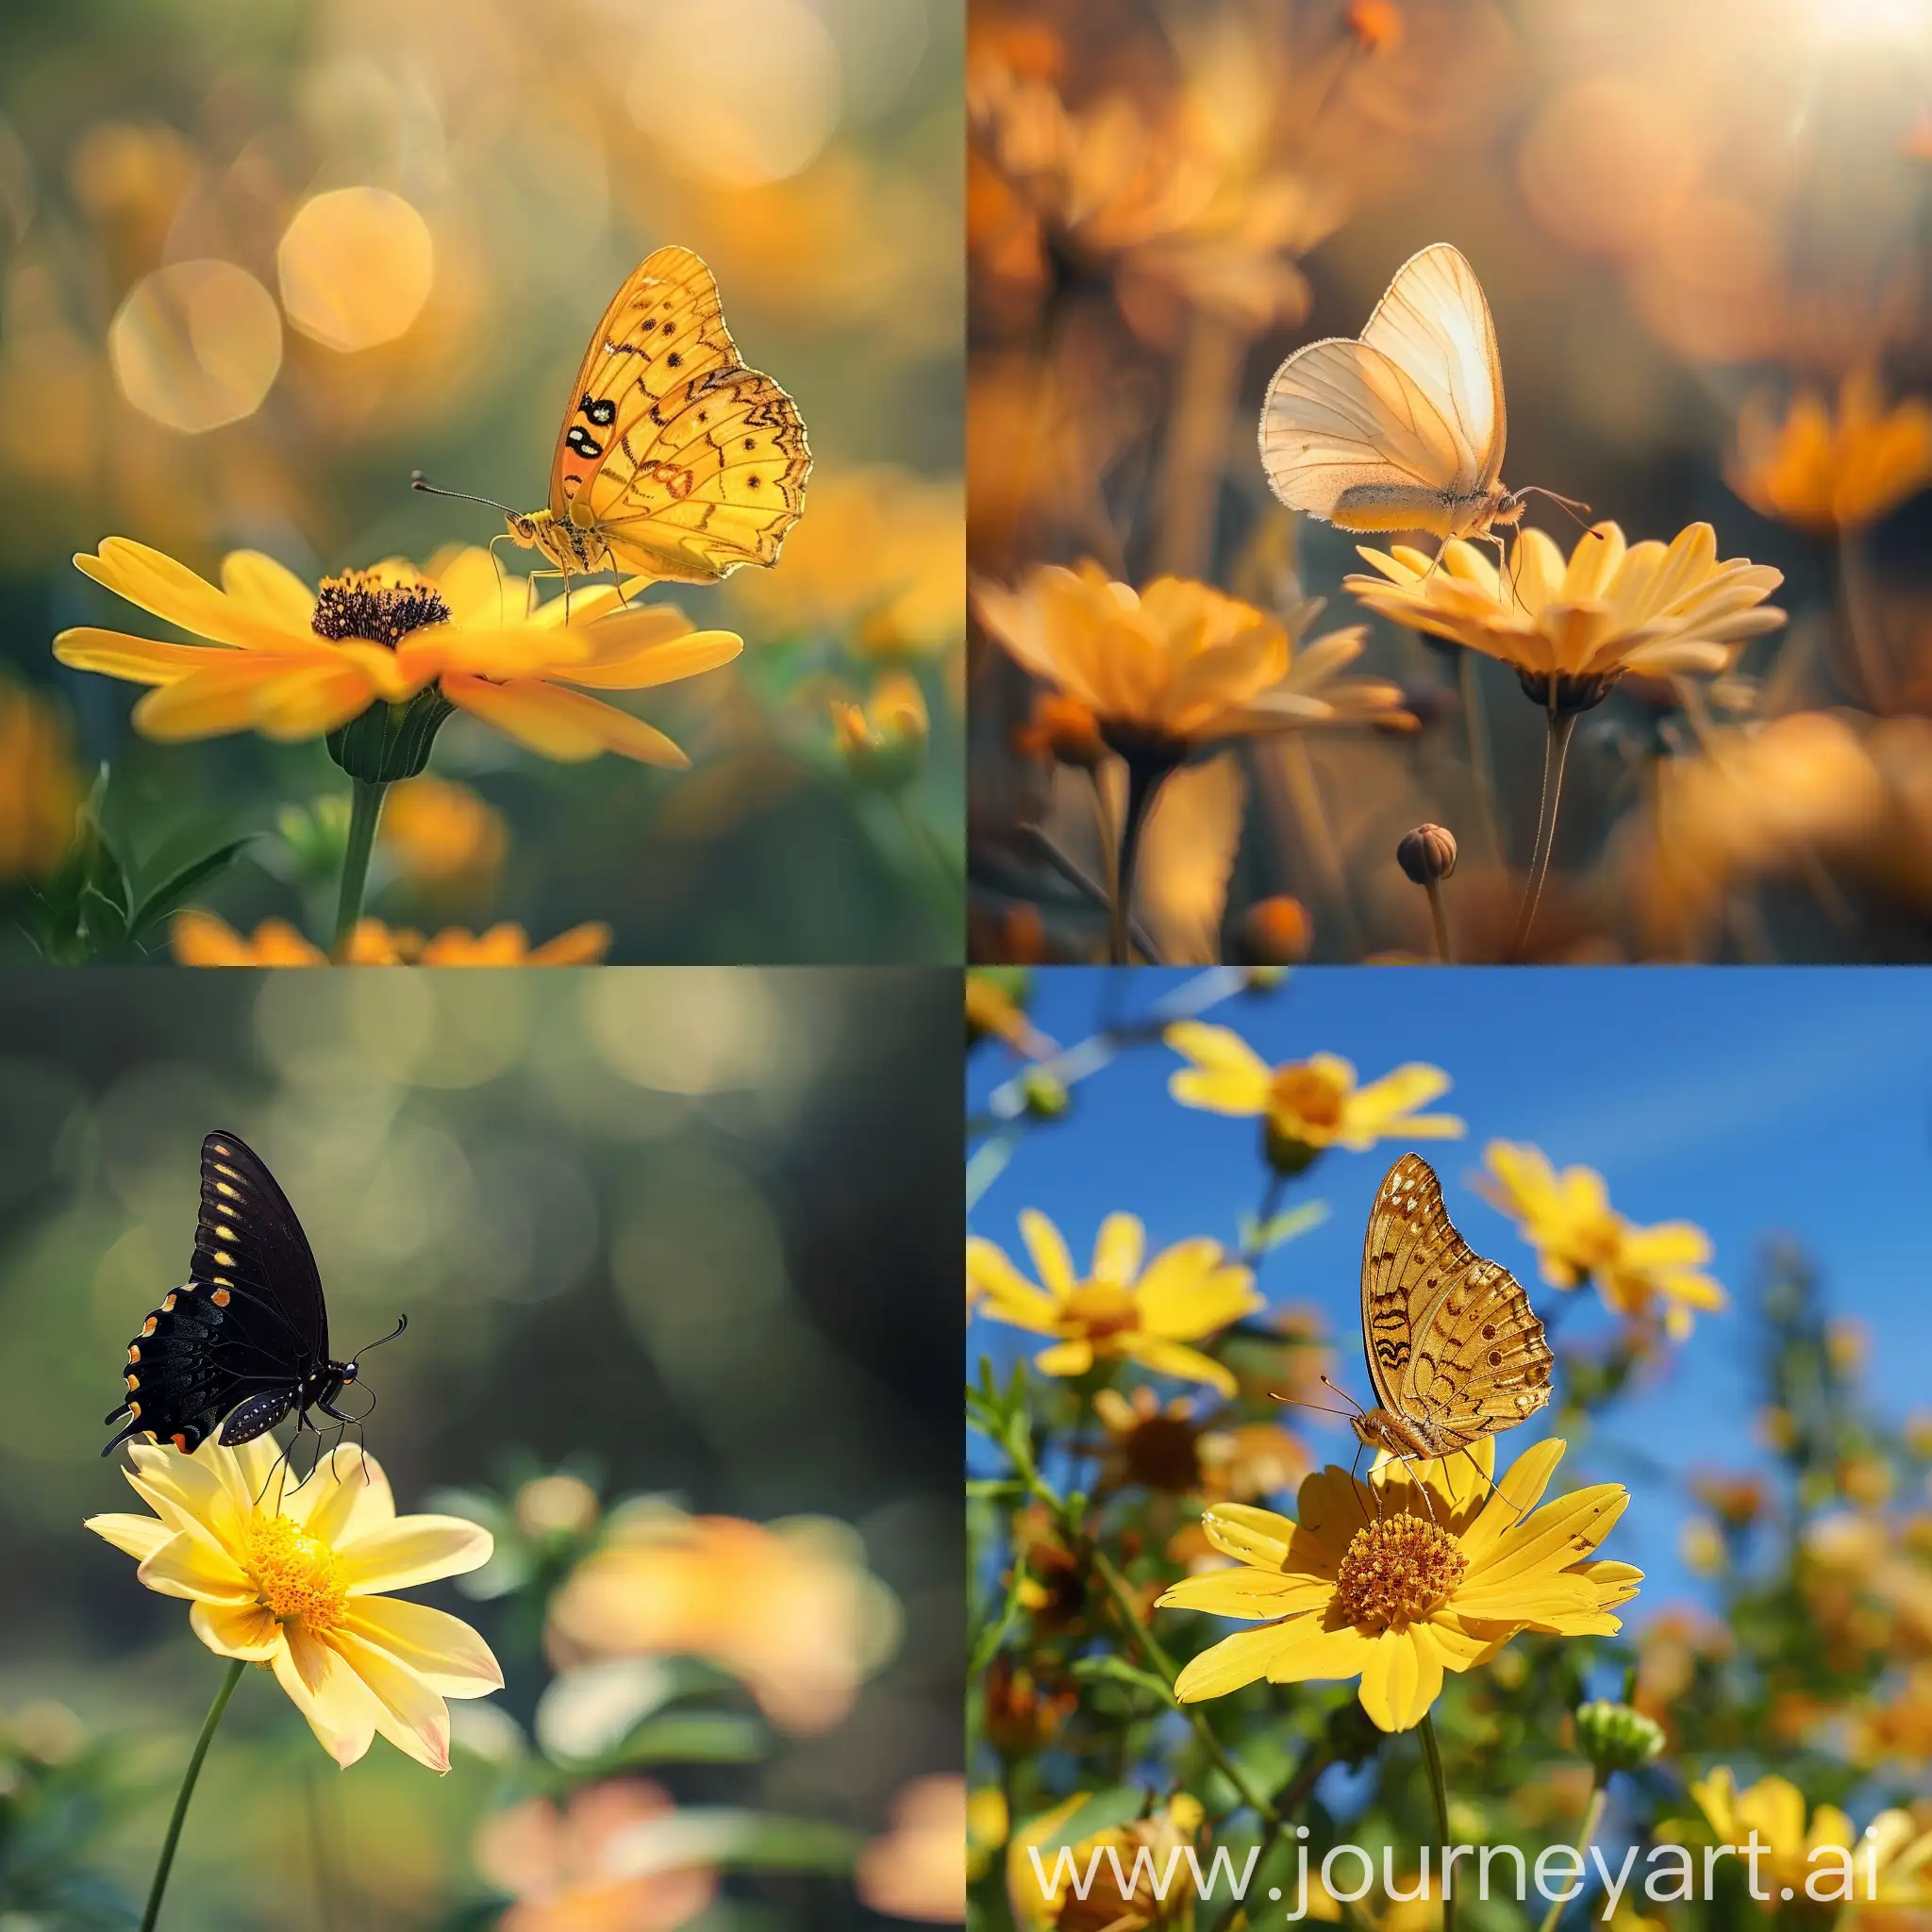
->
[1237, 1201, 1329, 1254]
[1032, 1788, 1147, 1857]
[1070, 1655, 1175, 1706]
[609, 1713, 767, 1767]
[126, 836, 256, 944]
[599, 1807, 859, 1878]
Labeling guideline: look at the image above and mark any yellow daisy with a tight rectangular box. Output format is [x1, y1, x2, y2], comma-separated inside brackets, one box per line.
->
[1164, 1020, 1463, 1173]
[1690, 1769, 1932, 1915]
[1476, 1141, 1727, 1341]
[966, 1210, 1259, 1395]
[973, 561, 1406, 762]
[1159, 1437, 1641, 1733]
[1344, 522, 1784, 714]
[86, 1437, 501, 1770]
[170, 910, 611, 967]
[1729, 370, 1932, 534]
[55, 539, 741, 767]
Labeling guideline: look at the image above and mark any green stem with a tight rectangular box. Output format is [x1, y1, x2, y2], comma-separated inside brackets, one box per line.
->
[1210, 1743, 1334, 1932]
[1418, 1709, 1455, 1932]
[332, 777, 387, 958]
[1457, 651, 1504, 870]
[1507, 708, 1576, 959]
[1534, 1774, 1607, 1932]
[141, 1658, 245, 1932]
[1109, 759, 1166, 966]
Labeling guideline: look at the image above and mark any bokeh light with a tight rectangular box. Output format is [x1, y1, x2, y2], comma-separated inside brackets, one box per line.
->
[276, 186, 435, 353]
[108, 258, 282, 432]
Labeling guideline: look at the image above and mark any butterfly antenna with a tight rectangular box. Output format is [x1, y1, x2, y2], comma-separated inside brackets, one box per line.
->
[349, 1314, 408, 1364]
[1274, 1392, 1363, 1421]
[1319, 1374, 1367, 1417]
[411, 472, 518, 517]
[1515, 485, 1594, 530]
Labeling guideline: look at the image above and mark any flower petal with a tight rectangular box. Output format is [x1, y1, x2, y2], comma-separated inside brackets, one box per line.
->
[1357, 1624, 1444, 1732]
[191, 1599, 284, 1661]
[220, 550, 318, 627]
[340, 1597, 504, 1699]
[563, 626, 742, 691]
[274, 1624, 379, 1768]
[75, 539, 308, 652]
[132, 659, 318, 741]
[53, 627, 220, 686]
[84, 1511, 175, 1563]
[327, 1626, 454, 1772]
[966, 1238, 1058, 1331]
[442, 673, 689, 766]
[337, 1514, 494, 1595]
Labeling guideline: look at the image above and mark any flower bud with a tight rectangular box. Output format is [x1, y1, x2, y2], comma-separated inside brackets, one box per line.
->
[832, 673, 929, 790]
[1397, 824, 1458, 886]
[325, 687, 458, 784]
[1574, 1699, 1665, 1774]
[1019, 1067, 1069, 1121]
[1232, 896, 1312, 965]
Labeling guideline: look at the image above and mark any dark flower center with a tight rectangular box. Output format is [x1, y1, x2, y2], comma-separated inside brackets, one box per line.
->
[311, 572, 451, 651]
[1333, 1512, 1466, 1628]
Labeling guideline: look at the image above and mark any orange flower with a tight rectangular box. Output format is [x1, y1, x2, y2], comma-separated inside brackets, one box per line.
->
[474, 1781, 717, 1932]
[56, 541, 741, 765]
[379, 774, 507, 887]
[1345, 1, 1405, 55]
[171, 910, 610, 966]
[0, 678, 81, 881]
[857, 1777, 967, 1924]
[1729, 371, 1932, 532]
[546, 1504, 896, 1733]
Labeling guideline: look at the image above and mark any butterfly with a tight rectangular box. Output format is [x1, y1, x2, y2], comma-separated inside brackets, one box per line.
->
[103, 1131, 406, 1461]
[1343, 1152, 1553, 1468]
[1258, 244, 1581, 564]
[415, 246, 809, 591]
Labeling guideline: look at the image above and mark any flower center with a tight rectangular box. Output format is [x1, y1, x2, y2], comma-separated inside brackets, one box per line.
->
[1268, 1063, 1346, 1137]
[311, 571, 451, 650]
[1064, 1281, 1140, 1341]
[1333, 1513, 1466, 1629]
[245, 1515, 347, 1631]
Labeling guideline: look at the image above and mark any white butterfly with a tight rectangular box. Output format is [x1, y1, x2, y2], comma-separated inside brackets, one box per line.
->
[1258, 244, 1576, 559]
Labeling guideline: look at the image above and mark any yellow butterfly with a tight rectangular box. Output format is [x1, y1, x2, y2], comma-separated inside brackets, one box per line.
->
[1342, 1152, 1553, 1469]
[418, 245, 810, 591]
[1258, 244, 1579, 563]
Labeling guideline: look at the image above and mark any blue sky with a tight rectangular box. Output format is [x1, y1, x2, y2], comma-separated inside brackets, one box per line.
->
[968, 967, 1932, 1615]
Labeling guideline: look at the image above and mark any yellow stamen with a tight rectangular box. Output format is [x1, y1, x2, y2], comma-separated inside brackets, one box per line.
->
[1334, 1513, 1466, 1628]
[1063, 1281, 1140, 1341]
[245, 1516, 347, 1632]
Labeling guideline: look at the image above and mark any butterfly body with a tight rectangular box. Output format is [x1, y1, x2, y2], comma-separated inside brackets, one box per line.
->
[1260, 244, 1530, 548]
[1351, 1152, 1553, 1464]
[102, 1132, 397, 1459]
[507, 245, 809, 588]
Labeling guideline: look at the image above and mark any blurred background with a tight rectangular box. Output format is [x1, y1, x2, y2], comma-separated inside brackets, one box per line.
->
[0, 967, 961, 1927]
[967, 967, 1932, 1922]
[0, 0, 963, 964]
[967, 0, 1932, 963]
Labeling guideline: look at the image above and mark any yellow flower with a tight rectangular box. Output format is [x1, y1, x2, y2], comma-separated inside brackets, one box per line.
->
[474, 1779, 717, 1932]
[1164, 1020, 1463, 1172]
[730, 466, 963, 658]
[966, 1210, 1260, 1395]
[965, 971, 1054, 1059]
[379, 774, 506, 887]
[972, 561, 1407, 764]
[1345, 523, 1785, 713]
[0, 678, 81, 881]
[170, 910, 611, 966]
[1159, 1437, 1641, 1733]
[1476, 1141, 1727, 1341]
[55, 540, 741, 765]
[1729, 371, 1932, 533]
[831, 671, 929, 787]
[1690, 1769, 1932, 1915]
[545, 1504, 896, 1734]
[86, 1438, 500, 1770]
[1008, 1792, 1206, 1931]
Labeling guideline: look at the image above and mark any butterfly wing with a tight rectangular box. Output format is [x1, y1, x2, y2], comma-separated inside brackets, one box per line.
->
[548, 245, 810, 584]
[102, 1131, 327, 1457]
[1359, 1154, 1552, 1454]
[1257, 243, 1505, 534]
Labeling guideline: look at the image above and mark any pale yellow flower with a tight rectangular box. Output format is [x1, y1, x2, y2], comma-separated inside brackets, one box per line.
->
[1476, 1141, 1726, 1341]
[1160, 1438, 1640, 1733]
[1729, 370, 1932, 533]
[1345, 523, 1784, 713]
[967, 1210, 1259, 1396]
[1690, 1769, 1932, 1916]
[86, 1438, 500, 1770]
[1164, 1021, 1462, 1171]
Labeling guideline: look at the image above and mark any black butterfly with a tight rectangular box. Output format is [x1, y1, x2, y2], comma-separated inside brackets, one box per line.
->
[103, 1130, 406, 1460]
